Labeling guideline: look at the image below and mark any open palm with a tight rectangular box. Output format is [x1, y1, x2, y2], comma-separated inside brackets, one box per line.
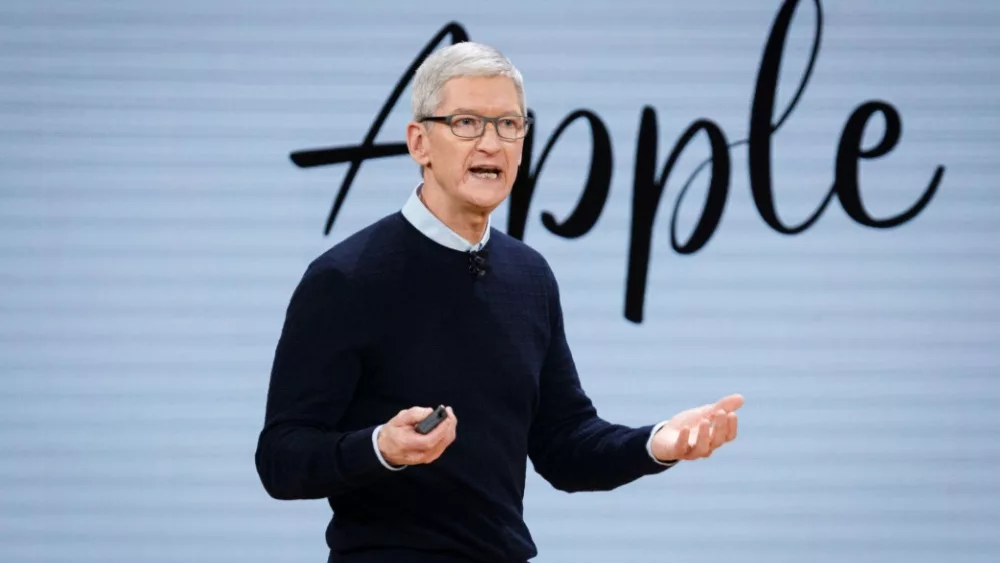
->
[650, 394, 743, 462]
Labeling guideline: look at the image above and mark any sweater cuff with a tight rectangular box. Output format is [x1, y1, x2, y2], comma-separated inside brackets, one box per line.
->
[336, 424, 396, 483]
[371, 425, 406, 471]
[646, 420, 679, 467]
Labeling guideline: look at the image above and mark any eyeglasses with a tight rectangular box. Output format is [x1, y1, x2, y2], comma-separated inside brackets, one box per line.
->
[419, 113, 532, 140]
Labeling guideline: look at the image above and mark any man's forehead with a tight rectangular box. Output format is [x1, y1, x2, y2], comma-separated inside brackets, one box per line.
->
[438, 76, 521, 114]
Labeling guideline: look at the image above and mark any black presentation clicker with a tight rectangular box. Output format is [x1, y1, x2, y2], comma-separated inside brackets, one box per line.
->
[415, 405, 448, 434]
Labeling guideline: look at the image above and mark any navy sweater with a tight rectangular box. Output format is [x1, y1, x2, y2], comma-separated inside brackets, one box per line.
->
[255, 212, 671, 562]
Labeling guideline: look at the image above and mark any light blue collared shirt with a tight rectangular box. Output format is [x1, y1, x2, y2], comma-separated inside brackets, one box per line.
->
[371, 183, 676, 470]
[401, 183, 490, 251]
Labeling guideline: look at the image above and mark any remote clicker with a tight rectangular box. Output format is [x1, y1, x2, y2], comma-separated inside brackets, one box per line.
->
[415, 405, 448, 435]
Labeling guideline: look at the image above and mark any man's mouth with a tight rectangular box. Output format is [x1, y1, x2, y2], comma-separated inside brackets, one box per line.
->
[469, 165, 501, 180]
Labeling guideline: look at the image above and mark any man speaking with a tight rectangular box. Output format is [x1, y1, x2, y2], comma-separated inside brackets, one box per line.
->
[255, 41, 743, 563]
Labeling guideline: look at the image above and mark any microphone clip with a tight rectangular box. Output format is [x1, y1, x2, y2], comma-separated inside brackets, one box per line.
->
[468, 248, 490, 279]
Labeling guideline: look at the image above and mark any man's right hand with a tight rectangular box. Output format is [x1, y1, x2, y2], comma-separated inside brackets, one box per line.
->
[377, 406, 457, 467]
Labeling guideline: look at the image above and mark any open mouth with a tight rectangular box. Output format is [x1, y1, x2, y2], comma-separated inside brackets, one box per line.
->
[469, 165, 502, 180]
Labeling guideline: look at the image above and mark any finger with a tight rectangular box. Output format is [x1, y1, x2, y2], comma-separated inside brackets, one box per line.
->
[428, 418, 458, 461]
[438, 406, 457, 434]
[691, 418, 712, 459]
[674, 426, 691, 460]
[710, 409, 728, 449]
[686, 424, 700, 450]
[431, 405, 460, 437]
[727, 412, 738, 442]
[714, 394, 744, 413]
[423, 417, 454, 449]
[446, 407, 458, 439]
[425, 437, 449, 462]
[430, 410, 458, 448]
[409, 435, 445, 465]
[395, 406, 435, 426]
[686, 417, 711, 447]
[441, 420, 459, 452]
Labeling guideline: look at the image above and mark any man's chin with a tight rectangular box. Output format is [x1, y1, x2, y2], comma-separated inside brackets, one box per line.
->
[458, 180, 511, 211]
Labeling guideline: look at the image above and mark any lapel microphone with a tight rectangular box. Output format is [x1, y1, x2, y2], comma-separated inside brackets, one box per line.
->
[468, 248, 490, 279]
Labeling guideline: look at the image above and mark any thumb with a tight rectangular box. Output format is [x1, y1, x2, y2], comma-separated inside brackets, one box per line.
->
[714, 394, 744, 413]
[392, 406, 436, 426]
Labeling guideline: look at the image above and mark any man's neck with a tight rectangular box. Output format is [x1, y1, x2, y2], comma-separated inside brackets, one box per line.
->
[419, 181, 489, 245]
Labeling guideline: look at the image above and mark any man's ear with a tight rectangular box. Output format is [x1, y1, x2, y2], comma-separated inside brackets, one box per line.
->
[406, 121, 431, 168]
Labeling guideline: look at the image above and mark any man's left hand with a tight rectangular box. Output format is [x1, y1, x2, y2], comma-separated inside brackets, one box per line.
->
[650, 394, 743, 462]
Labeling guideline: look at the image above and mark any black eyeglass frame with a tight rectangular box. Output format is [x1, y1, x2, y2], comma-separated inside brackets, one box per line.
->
[419, 113, 533, 140]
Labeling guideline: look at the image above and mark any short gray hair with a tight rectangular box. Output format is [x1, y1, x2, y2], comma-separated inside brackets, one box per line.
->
[411, 42, 526, 121]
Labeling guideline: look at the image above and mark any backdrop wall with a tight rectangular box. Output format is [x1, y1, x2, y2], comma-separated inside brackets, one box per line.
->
[2, 1, 998, 562]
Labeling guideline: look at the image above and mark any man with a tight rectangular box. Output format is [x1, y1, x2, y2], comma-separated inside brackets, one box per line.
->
[255, 41, 743, 563]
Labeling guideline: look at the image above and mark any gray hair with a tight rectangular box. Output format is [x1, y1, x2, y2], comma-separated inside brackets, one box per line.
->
[411, 42, 526, 121]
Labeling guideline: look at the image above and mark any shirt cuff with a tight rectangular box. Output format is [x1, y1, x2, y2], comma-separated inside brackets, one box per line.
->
[646, 420, 679, 467]
[372, 424, 406, 471]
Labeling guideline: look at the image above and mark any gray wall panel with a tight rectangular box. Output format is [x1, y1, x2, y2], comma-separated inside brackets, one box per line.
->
[1, 0, 998, 562]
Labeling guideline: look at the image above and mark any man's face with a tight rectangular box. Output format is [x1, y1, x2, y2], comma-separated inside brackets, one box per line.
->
[410, 76, 524, 213]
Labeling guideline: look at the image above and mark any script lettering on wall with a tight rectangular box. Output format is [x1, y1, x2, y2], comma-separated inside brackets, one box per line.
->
[289, 0, 945, 324]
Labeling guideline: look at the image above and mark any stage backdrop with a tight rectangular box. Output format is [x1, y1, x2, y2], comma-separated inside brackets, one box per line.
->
[2, 0, 999, 562]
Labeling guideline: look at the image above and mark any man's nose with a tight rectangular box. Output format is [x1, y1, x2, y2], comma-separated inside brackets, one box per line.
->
[476, 121, 502, 151]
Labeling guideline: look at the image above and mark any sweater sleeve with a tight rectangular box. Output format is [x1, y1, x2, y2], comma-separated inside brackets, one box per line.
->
[254, 263, 388, 500]
[527, 265, 674, 492]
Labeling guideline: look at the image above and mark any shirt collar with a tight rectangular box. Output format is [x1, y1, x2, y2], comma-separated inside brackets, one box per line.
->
[401, 183, 491, 252]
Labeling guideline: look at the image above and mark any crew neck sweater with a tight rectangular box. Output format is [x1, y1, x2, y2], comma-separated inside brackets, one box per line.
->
[255, 211, 672, 563]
